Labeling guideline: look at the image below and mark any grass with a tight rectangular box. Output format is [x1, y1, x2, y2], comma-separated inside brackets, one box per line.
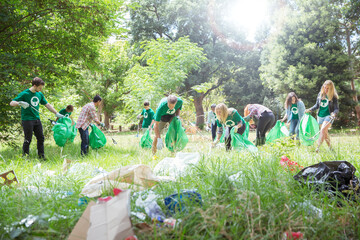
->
[0, 129, 360, 239]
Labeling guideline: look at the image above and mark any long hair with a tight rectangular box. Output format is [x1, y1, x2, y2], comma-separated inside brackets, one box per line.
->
[284, 92, 299, 109]
[215, 103, 235, 124]
[320, 80, 338, 101]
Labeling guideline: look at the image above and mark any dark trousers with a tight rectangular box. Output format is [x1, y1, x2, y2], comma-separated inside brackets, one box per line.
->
[22, 120, 45, 157]
[256, 111, 275, 143]
[211, 123, 217, 141]
[225, 123, 246, 151]
[78, 128, 89, 155]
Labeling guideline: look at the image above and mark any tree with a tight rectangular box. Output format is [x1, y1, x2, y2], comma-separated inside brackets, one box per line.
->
[259, 0, 355, 126]
[0, 0, 125, 142]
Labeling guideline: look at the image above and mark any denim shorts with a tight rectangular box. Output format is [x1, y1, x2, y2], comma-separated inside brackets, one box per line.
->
[317, 115, 332, 125]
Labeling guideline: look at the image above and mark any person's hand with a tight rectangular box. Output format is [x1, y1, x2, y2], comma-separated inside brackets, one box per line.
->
[100, 122, 105, 128]
[137, 115, 140, 119]
[330, 113, 336, 120]
[305, 109, 311, 113]
[157, 138, 163, 150]
[55, 112, 64, 118]
[18, 101, 29, 109]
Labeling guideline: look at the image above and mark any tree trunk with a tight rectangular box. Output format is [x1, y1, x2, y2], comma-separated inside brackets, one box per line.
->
[194, 94, 205, 127]
[104, 110, 110, 129]
[345, 26, 360, 125]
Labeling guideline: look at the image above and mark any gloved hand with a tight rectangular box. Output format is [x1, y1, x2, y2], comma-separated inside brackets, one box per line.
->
[18, 101, 29, 109]
[212, 139, 220, 148]
[100, 122, 105, 128]
[156, 138, 163, 150]
[55, 112, 64, 118]
[330, 113, 335, 120]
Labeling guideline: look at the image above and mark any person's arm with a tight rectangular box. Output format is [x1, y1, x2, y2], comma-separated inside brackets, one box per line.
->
[307, 93, 320, 112]
[175, 108, 181, 117]
[281, 112, 288, 122]
[45, 103, 58, 114]
[88, 105, 101, 125]
[331, 97, 339, 116]
[149, 120, 155, 129]
[154, 121, 160, 139]
[10, 101, 20, 107]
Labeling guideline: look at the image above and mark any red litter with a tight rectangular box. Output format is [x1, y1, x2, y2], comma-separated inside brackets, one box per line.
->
[280, 156, 303, 172]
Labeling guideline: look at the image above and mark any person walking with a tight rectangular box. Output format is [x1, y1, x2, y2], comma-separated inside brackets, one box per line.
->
[10, 77, 65, 160]
[306, 80, 339, 152]
[207, 104, 217, 141]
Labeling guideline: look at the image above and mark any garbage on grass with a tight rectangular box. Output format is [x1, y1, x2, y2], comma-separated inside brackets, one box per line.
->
[68, 190, 135, 240]
[294, 161, 360, 198]
[299, 113, 319, 146]
[280, 156, 303, 172]
[135, 190, 165, 221]
[89, 124, 107, 149]
[0, 170, 18, 187]
[164, 190, 202, 215]
[291, 200, 323, 219]
[266, 120, 289, 143]
[154, 152, 200, 177]
[228, 171, 244, 182]
[140, 129, 153, 149]
[81, 165, 172, 198]
[165, 118, 189, 152]
[283, 231, 303, 240]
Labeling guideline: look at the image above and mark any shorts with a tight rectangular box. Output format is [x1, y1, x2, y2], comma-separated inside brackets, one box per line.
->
[317, 115, 332, 125]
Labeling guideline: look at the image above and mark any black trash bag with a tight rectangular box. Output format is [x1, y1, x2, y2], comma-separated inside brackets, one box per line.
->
[294, 161, 360, 198]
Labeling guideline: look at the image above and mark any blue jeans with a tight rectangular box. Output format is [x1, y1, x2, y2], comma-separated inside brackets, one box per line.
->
[317, 115, 331, 125]
[289, 119, 299, 139]
[78, 128, 89, 155]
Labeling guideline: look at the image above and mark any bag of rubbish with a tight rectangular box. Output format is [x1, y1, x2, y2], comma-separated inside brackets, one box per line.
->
[68, 123, 77, 143]
[164, 190, 202, 214]
[244, 121, 250, 139]
[266, 120, 289, 143]
[52, 123, 68, 147]
[165, 118, 188, 152]
[89, 124, 107, 149]
[230, 127, 257, 152]
[294, 161, 360, 197]
[299, 113, 319, 146]
[140, 129, 153, 149]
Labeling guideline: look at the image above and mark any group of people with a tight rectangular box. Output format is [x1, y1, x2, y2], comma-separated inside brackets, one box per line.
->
[10, 77, 339, 159]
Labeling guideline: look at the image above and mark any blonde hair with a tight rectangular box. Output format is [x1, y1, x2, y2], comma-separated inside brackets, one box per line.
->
[321, 80, 338, 101]
[215, 103, 235, 124]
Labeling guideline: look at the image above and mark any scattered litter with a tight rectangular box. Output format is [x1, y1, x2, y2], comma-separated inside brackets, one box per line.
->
[25, 186, 73, 199]
[164, 218, 181, 229]
[283, 231, 303, 239]
[81, 165, 171, 198]
[0, 170, 18, 187]
[280, 156, 303, 172]
[135, 190, 165, 221]
[291, 200, 323, 219]
[164, 190, 202, 215]
[294, 161, 360, 198]
[154, 152, 200, 177]
[78, 197, 89, 206]
[131, 212, 146, 221]
[98, 196, 112, 203]
[228, 171, 243, 182]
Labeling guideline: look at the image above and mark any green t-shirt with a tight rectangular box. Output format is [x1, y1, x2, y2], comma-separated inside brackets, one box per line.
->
[13, 89, 48, 121]
[318, 97, 330, 117]
[291, 104, 299, 120]
[59, 108, 72, 118]
[216, 110, 245, 128]
[141, 108, 155, 128]
[154, 97, 183, 121]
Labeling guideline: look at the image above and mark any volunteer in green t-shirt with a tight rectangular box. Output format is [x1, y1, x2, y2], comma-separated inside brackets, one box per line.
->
[57, 105, 75, 125]
[306, 80, 339, 152]
[281, 92, 305, 139]
[10, 77, 65, 160]
[212, 103, 246, 151]
[152, 95, 183, 154]
[137, 101, 155, 133]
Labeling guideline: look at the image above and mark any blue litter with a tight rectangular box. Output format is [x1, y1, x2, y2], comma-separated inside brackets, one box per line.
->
[164, 190, 202, 214]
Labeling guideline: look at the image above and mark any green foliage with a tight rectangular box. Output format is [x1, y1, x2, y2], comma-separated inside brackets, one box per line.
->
[123, 37, 206, 112]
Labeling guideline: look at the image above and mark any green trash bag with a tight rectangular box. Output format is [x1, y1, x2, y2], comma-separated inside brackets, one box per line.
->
[57, 117, 72, 139]
[299, 113, 319, 146]
[244, 121, 250, 139]
[89, 124, 107, 149]
[230, 127, 257, 152]
[219, 127, 225, 143]
[68, 122, 77, 143]
[140, 129, 153, 149]
[165, 118, 189, 152]
[52, 123, 68, 147]
[266, 120, 289, 143]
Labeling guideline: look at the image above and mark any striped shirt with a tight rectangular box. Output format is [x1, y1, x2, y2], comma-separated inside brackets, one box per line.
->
[76, 102, 99, 130]
[246, 104, 272, 119]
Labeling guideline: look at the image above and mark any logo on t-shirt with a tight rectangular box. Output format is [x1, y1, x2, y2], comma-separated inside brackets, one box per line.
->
[320, 99, 329, 108]
[65, 113, 70, 117]
[225, 120, 235, 127]
[166, 109, 176, 115]
[291, 106, 298, 115]
[144, 112, 148, 119]
[31, 96, 39, 107]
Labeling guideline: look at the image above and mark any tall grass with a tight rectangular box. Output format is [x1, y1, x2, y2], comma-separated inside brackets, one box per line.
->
[1, 130, 360, 239]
